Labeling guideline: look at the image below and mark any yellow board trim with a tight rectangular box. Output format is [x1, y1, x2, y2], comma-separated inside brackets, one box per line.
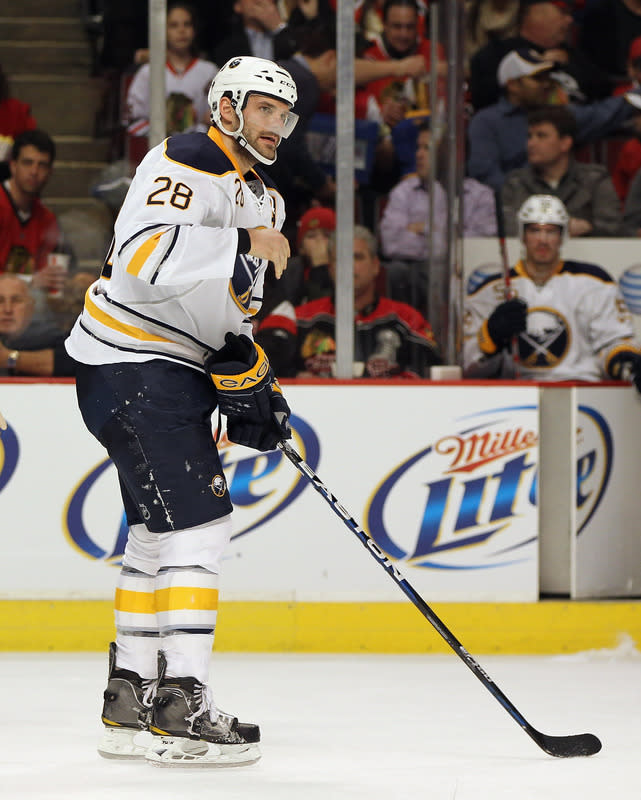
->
[154, 586, 219, 613]
[1, 600, 640, 653]
[84, 292, 172, 343]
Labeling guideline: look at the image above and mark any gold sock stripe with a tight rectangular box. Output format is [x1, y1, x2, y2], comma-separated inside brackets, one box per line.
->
[114, 588, 156, 614]
[154, 586, 219, 613]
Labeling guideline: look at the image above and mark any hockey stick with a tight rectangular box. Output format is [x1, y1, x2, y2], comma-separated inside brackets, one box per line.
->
[278, 439, 602, 758]
[0, 410, 6, 431]
[494, 191, 521, 376]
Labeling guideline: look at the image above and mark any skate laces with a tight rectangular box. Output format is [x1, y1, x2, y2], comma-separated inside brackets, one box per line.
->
[141, 678, 156, 708]
[185, 683, 215, 733]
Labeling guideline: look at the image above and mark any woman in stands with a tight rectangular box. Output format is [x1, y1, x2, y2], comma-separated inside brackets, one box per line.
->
[125, 2, 218, 137]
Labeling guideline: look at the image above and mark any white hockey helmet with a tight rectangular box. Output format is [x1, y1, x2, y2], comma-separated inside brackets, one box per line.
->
[208, 56, 298, 165]
[517, 194, 569, 241]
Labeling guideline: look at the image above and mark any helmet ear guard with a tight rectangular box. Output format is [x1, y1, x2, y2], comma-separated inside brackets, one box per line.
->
[517, 194, 569, 241]
[208, 56, 298, 165]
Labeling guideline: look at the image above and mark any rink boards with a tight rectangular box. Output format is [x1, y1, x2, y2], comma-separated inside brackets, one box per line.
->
[1, 379, 640, 652]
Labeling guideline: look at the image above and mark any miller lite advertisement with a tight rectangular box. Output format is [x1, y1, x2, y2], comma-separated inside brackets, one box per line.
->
[0, 383, 540, 602]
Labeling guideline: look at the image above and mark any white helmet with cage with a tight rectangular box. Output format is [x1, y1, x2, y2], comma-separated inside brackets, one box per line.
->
[517, 194, 569, 241]
[207, 56, 298, 165]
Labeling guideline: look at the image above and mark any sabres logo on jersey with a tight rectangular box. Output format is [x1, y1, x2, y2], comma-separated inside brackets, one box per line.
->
[210, 474, 227, 497]
[229, 253, 263, 315]
[518, 307, 570, 369]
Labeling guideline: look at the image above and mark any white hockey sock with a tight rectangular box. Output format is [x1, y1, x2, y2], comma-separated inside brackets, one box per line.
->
[113, 522, 164, 678]
[114, 566, 159, 678]
[156, 516, 232, 685]
[156, 566, 218, 684]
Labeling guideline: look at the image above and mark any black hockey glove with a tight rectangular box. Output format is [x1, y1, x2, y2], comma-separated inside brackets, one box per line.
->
[607, 350, 641, 393]
[206, 332, 291, 452]
[486, 298, 528, 351]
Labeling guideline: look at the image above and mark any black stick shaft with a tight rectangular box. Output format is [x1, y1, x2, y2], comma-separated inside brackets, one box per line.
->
[494, 191, 521, 373]
[278, 440, 601, 758]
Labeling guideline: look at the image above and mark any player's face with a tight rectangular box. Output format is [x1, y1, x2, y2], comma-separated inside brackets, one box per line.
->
[383, 7, 418, 53]
[0, 278, 34, 336]
[523, 223, 562, 268]
[415, 129, 431, 180]
[527, 123, 567, 166]
[10, 145, 52, 196]
[241, 94, 293, 162]
[166, 6, 195, 54]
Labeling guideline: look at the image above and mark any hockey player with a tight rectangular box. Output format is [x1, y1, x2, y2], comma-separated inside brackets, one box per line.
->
[65, 56, 298, 766]
[463, 194, 641, 386]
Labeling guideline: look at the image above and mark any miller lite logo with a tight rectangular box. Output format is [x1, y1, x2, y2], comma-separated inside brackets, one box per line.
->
[366, 406, 540, 570]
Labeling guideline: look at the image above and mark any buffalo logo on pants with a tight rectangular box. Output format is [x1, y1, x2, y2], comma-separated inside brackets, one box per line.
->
[210, 474, 227, 498]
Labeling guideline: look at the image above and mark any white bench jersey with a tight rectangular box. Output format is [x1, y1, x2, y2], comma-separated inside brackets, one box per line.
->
[463, 259, 641, 381]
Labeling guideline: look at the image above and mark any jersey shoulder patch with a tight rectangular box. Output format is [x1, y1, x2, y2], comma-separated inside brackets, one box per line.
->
[164, 132, 234, 176]
[561, 260, 614, 284]
[468, 270, 508, 295]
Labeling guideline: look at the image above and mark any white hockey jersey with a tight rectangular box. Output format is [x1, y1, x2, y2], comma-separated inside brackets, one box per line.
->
[66, 127, 285, 372]
[463, 259, 641, 381]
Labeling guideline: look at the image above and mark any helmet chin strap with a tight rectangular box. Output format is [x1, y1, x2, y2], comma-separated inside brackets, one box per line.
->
[221, 111, 277, 167]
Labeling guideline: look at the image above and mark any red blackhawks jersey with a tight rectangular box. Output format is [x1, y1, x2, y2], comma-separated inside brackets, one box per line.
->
[260, 294, 441, 378]
[355, 35, 444, 120]
[463, 259, 641, 381]
[0, 183, 60, 276]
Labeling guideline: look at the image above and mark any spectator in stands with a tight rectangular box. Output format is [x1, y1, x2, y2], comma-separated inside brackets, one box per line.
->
[0, 130, 67, 295]
[254, 206, 336, 374]
[286, 0, 337, 42]
[0, 63, 37, 182]
[611, 38, 641, 202]
[357, 0, 445, 131]
[613, 35, 641, 96]
[501, 105, 625, 236]
[267, 25, 337, 240]
[463, 194, 641, 387]
[380, 121, 497, 306]
[467, 48, 641, 190]
[258, 224, 442, 378]
[126, 3, 219, 137]
[469, 0, 611, 111]
[464, 0, 520, 69]
[0, 272, 83, 377]
[622, 164, 641, 233]
[355, 0, 429, 44]
[212, 0, 297, 65]
[579, 0, 641, 81]
[281, 206, 336, 305]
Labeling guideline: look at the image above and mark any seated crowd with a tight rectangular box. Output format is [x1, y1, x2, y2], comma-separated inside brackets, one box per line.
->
[4, 0, 641, 386]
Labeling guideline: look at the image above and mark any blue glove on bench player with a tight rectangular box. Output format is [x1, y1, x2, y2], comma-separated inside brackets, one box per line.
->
[206, 332, 291, 451]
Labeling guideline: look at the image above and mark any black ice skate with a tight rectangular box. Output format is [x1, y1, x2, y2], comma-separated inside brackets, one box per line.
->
[146, 651, 261, 767]
[97, 641, 156, 760]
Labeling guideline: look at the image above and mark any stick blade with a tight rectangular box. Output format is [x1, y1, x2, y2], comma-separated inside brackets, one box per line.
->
[535, 731, 602, 758]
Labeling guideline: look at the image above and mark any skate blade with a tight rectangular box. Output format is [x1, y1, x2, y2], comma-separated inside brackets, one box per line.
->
[98, 727, 152, 760]
[146, 736, 261, 768]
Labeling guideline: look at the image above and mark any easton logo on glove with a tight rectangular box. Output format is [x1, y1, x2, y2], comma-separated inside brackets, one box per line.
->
[206, 332, 291, 452]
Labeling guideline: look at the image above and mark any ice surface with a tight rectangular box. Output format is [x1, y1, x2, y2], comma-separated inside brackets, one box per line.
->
[0, 649, 639, 799]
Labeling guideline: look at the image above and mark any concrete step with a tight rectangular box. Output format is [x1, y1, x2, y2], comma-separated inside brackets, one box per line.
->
[0, 17, 87, 42]
[54, 135, 111, 162]
[0, 41, 92, 75]
[2, 0, 81, 15]
[9, 75, 102, 137]
[43, 160, 108, 199]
